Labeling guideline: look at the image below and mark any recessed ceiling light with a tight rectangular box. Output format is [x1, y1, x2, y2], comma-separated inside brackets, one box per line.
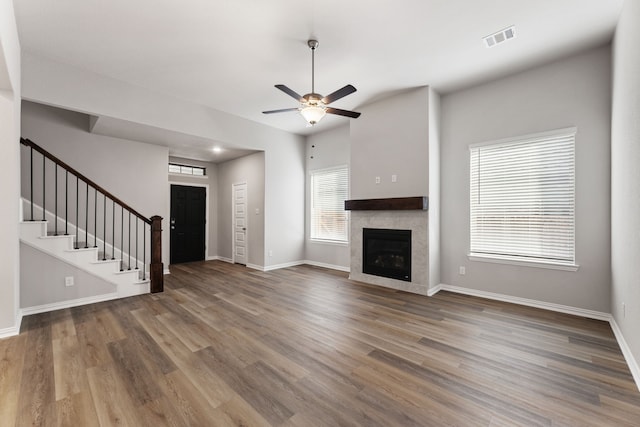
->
[213, 147, 222, 153]
[483, 25, 516, 48]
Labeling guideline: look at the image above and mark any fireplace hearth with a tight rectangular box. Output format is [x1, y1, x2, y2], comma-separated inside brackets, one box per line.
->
[363, 228, 411, 282]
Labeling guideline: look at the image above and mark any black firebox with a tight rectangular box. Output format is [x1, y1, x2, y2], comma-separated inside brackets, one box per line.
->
[362, 228, 411, 282]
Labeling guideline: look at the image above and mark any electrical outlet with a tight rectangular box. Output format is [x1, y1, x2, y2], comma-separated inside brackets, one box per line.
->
[459, 266, 466, 275]
[65, 276, 74, 287]
[269, 250, 273, 257]
[375, 176, 381, 184]
[391, 174, 397, 183]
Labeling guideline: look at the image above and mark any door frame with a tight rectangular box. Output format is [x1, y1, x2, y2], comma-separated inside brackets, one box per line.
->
[168, 181, 210, 261]
[231, 181, 248, 265]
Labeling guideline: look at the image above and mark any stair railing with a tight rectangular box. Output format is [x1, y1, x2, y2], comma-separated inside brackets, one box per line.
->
[20, 137, 163, 293]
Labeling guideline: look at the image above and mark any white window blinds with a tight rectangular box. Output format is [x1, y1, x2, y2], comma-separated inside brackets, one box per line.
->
[310, 166, 349, 242]
[469, 128, 576, 265]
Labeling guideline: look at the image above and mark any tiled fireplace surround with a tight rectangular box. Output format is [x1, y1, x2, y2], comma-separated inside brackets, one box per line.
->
[349, 208, 429, 296]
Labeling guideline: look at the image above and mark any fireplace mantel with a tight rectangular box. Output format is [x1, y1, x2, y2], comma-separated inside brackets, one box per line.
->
[345, 196, 428, 211]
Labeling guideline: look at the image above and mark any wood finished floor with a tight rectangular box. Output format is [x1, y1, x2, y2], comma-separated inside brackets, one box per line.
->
[2, 261, 640, 426]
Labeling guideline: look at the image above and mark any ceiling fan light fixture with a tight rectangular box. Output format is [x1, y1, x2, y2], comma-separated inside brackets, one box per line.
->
[300, 105, 326, 125]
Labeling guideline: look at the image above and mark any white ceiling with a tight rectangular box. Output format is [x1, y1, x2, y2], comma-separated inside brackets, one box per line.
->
[14, 0, 624, 142]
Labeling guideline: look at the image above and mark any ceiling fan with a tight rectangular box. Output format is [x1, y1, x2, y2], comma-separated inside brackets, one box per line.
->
[263, 39, 361, 126]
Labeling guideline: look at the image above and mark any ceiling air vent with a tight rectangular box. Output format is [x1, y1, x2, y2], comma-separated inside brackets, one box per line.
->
[483, 26, 516, 48]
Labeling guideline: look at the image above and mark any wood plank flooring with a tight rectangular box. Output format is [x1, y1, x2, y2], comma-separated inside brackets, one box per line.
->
[2, 260, 640, 426]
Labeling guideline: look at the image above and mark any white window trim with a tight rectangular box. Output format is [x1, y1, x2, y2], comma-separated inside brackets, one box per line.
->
[468, 253, 579, 271]
[309, 165, 349, 244]
[309, 238, 350, 246]
[469, 127, 577, 149]
[169, 172, 208, 179]
[168, 162, 207, 177]
[469, 127, 577, 270]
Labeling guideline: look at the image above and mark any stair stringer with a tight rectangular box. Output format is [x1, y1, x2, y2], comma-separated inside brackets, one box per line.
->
[21, 198, 147, 270]
[20, 221, 150, 299]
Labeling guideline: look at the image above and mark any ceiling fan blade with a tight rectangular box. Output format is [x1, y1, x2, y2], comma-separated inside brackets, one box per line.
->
[326, 107, 361, 119]
[322, 84, 357, 104]
[275, 84, 304, 102]
[262, 107, 300, 114]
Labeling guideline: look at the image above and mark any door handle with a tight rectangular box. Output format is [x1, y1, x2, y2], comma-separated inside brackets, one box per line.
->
[242, 227, 246, 231]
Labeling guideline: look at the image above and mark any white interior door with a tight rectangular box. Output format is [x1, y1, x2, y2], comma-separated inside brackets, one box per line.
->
[233, 182, 247, 265]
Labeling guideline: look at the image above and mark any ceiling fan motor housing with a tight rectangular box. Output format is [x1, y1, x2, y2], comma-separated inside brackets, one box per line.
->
[303, 93, 324, 106]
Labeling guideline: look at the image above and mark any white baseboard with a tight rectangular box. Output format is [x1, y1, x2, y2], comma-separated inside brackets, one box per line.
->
[610, 317, 640, 392]
[21, 292, 120, 317]
[303, 260, 350, 273]
[433, 284, 611, 321]
[427, 284, 442, 296]
[262, 260, 304, 272]
[0, 326, 20, 339]
[0, 313, 23, 339]
[163, 268, 171, 275]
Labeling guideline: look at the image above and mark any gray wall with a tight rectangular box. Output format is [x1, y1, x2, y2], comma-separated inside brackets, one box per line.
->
[217, 152, 265, 268]
[441, 45, 612, 312]
[21, 102, 171, 268]
[305, 125, 351, 270]
[169, 156, 219, 259]
[0, 0, 21, 335]
[350, 87, 430, 199]
[20, 243, 116, 308]
[611, 0, 640, 375]
[264, 141, 306, 268]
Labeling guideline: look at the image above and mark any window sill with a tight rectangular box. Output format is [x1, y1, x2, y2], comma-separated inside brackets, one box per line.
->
[169, 173, 208, 179]
[468, 253, 579, 272]
[309, 238, 349, 247]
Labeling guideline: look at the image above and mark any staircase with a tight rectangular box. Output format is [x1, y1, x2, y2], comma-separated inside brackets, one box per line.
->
[19, 138, 163, 303]
[20, 220, 151, 297]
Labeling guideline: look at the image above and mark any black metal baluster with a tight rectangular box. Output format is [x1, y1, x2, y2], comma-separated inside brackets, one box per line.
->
[120, 205, 124, 271]
[128, 211, 132, 270]
[85, 181, 89, 248]
[42, 154, 46, 221]
[111, 201, 115, 260]
[135, 217, 139, 270]
[75, 175, 79, 249]
[54, 165, 58, 235]
[94, 188, 98, 247]
[143, 224, 146, 279]
[102, 193, 106, 260]
[65, 171, 69, 235]
[30, 147, 33, 220]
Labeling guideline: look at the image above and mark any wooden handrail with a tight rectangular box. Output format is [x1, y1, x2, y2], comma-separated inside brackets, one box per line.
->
[20, 137, 151, 224]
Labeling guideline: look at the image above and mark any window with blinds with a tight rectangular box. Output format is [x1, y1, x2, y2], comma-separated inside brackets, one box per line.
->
[469, 128, 576, 267]
[310, 166, 349, 242]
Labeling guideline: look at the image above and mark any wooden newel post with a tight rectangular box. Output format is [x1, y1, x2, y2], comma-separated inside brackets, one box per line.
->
[150, 215, 164, 293]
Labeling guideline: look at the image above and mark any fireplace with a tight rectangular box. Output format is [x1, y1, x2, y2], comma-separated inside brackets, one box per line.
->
[363, 228, 411, 282]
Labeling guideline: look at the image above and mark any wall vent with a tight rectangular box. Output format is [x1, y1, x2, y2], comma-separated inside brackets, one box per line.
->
[483, 26, 516, 48]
